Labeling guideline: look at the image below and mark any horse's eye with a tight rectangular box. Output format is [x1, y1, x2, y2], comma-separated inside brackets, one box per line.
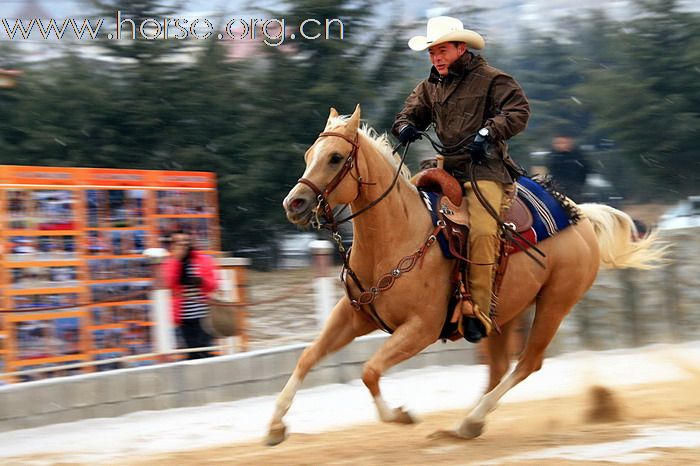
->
[329, 153, 344, 164]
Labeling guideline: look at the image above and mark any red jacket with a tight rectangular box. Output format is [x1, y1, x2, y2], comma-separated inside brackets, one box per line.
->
[162, 251, 218, 324]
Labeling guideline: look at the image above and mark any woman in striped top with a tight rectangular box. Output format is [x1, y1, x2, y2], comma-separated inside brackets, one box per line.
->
[163, 230, 218, 359]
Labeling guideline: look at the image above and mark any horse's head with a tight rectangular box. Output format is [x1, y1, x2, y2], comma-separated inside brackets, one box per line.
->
[283, 105, 363, 226]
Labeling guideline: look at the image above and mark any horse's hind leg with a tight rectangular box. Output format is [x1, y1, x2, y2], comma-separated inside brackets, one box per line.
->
[363, 319, 438, 424]
[454, 284, 582, 439]
[266, 299, 375, 446]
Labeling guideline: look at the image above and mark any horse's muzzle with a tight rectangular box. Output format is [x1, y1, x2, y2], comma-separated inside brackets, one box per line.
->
[283, 190, 314, 226]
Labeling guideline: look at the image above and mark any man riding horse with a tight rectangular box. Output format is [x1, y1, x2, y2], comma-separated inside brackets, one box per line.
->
[272, 17, 664, 447]
[393, 16, 530, 341]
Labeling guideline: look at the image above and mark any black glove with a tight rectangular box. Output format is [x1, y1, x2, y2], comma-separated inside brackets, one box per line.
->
[466, 133, 489, 164]
[398, 124, 421, 145]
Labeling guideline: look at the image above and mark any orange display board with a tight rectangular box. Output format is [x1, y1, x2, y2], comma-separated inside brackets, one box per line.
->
[0, 166, 220, 381]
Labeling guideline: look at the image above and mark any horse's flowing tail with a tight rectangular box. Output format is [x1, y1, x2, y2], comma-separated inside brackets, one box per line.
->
[578, 203, 668, 270]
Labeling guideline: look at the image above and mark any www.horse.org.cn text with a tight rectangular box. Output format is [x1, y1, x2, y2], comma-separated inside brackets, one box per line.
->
[0, 12, 346, 47]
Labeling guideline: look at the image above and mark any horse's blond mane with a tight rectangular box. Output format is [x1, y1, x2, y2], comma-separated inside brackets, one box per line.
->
[328, 116, 412, 181]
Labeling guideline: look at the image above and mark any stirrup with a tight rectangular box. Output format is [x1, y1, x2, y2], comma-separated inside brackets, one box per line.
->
[454, 299, 494, 342]
[472, 303, 494, 336]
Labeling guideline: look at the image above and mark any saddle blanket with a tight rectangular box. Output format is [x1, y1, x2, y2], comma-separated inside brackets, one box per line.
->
[420, 176, 575, 258]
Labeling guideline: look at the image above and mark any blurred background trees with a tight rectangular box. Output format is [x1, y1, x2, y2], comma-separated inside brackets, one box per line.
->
[0, 0, 698, 251]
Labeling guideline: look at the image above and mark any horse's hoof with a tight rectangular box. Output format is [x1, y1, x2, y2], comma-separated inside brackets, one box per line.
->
[265, 423, 287, 446]
[457, 420, 485, 439]
[392, 406, 417, 424]
[428, 429, 464, 440]
[428, 421, 485, 441]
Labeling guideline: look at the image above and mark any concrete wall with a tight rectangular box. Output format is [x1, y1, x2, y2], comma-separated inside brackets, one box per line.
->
[0, 334, 477, 433]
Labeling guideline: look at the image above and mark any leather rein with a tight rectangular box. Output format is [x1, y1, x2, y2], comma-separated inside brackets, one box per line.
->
[296, 128, 552, 332]
[298, 131, 442, 333]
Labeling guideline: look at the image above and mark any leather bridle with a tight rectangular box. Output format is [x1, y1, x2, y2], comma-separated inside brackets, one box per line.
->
[298, 130, 410, 232]
[297, 131, 365, 230]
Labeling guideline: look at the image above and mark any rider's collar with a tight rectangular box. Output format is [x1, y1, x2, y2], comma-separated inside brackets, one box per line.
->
[427, 52, 475, 84]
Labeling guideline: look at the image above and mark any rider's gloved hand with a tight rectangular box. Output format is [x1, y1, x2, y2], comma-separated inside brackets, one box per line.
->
[398, 124, 421, 146]
[467, 128, 490, 164]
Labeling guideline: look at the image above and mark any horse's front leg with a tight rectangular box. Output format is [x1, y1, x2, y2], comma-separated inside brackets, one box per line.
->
[362, 318, 438, 424]
[266, 298, 375, 446]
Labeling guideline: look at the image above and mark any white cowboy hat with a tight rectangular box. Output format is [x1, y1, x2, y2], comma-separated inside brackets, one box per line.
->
[408, 16, 485, 51]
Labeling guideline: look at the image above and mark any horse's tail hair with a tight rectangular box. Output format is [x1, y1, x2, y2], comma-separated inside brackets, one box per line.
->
[578, 203, 669, 270]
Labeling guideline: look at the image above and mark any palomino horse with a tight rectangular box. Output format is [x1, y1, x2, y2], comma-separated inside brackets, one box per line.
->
[270, 105, 664, 445]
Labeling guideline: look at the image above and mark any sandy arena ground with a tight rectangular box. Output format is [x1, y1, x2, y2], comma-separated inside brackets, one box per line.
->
[3, 347, 700, 465]
[129, 376, 700, 465]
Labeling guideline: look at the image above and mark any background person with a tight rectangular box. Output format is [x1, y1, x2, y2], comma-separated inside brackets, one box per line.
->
[162, 229, 218, 359]
[545, 134, 590, 201]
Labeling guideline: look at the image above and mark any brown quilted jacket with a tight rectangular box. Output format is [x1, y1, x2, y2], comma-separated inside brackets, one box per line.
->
[392, 52, 530, 183]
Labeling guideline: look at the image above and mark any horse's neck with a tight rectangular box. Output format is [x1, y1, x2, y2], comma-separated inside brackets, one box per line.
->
[349, 145, 429, 271]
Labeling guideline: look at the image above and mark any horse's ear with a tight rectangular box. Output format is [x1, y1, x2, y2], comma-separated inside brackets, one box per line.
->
[325, 107, 339, 129]
[347, 104, 361, 133]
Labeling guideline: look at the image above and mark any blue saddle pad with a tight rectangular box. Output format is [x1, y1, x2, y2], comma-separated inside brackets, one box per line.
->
[516, 176, 573, 244]
[419, 177, 576, 259]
